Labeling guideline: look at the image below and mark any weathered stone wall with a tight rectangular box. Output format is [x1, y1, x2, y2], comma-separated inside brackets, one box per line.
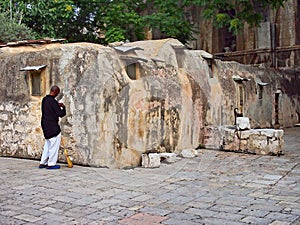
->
[192, 0, 300, 69]
[222, 128, 284, 155]
[278, 0, 297, 47]
[210, 62, 300, 128]
[0, 39, 299, 168]
[0, 39, 207, 168]
[203, 61, 300, 150]
[0, 99, 45, 158]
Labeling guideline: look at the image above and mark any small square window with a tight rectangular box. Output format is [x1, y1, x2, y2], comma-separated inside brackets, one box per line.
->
[20, 65, 46, 97]
[31, 71, 41, 96]
[126, 63, 137, 80]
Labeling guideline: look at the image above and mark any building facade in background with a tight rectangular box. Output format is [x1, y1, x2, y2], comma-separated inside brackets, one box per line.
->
[185, 0, 300, 69]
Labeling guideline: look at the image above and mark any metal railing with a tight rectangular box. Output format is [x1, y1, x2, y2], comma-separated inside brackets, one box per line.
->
[214, 45, 300, 69]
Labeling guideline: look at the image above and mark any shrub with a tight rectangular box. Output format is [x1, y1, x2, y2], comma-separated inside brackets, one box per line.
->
[0, 13, 35, 43]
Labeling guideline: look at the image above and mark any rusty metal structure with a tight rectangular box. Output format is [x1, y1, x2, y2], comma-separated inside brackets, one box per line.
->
[214, 45, 300, 69]
[0, 38, 66, 48]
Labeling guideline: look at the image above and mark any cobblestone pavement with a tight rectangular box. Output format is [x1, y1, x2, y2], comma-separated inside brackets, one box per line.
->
[1, 127, 300, 225]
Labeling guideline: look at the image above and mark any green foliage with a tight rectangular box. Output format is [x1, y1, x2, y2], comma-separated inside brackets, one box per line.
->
[0, 12, 35, 43]
[215, 13, 230, 28]
[60, 0, 102, 43]
[143, 1, 194, 43]
[105, 27, 126, 43]
[35, 0, 142, 43]
[0, 0, 74, 40]
[0, 0, 288, 44]
[193, 0, 287, 34]
[21, 0, 75, 39]
[100, 0, 146, 43]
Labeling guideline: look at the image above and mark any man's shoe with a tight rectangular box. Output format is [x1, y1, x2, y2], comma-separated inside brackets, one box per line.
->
[38, 164, 47, 169]
[46, 165, 60, 169]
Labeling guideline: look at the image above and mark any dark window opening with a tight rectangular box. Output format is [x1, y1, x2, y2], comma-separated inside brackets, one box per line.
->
[31, 71, 41, 96]
[207, 60, 213, 78]
[239, 86, 244, 108]
[126, 63, 137, 80]
[275, 93, 280, 125]
[258, 85, 263, 99]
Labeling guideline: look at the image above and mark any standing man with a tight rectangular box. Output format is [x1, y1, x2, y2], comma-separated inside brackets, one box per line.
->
[39, 85, 66, 169]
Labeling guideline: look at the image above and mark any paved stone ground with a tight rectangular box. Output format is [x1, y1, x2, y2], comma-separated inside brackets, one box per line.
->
[1, 127, 300, 225]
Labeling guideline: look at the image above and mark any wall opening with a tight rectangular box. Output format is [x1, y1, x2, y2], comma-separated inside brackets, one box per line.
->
[207, 59, 213, 78]
[258, 85, 263, 99]
[120, 56, 146, 80]
[238, 85, 244, 113]
[126, 63, 137, 80]
[20, 65, 47, 97]
[275, 92, 280, 125]
[233, 76, 248, 115]
[31, 71, 42, 96]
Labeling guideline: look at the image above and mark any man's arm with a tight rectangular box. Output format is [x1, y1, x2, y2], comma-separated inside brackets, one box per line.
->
[53, 100, 66, 118]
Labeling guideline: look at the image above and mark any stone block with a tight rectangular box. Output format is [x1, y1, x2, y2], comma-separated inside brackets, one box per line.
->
[259, 129, 276, 137]
[5, 103, 14, 112]
[141, 153, 161, 168]
[239, 130, 253, 139]
[203, 126, 223, 149]
[180, 148, 198, 158]
[239, 140, 248, 151]
[223, 128, 284, 155]
[160, 153, 178, 163]
[14, 214, 42, 223]
[224, 128, 235, 142]
[4, 123, 13, 130]
[236, 117, 251, 130]
[14, 124, 25, 133]
[0, 113, 8, 121]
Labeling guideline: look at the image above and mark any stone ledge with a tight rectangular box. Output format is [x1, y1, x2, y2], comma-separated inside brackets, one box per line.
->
[204, 126, 284, 155]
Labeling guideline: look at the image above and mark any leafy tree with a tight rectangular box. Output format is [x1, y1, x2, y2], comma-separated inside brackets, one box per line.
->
[20, 0, 75, 39]
[0, 0, 288, 44]
[143, 1, 194, 43]
[58, 0, 102, 43]
[101, 0, 146, 43]
[0, 12, 35, 43]
[0, 0, 74, 40]
[64, 0, 146, 44]
[190, 0, 287, 34]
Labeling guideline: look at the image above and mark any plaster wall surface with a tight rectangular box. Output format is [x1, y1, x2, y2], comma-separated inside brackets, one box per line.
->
[0, 39, 299, 168]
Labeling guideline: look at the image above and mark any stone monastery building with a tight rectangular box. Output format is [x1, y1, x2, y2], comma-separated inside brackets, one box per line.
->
[0, 37, 299, 168]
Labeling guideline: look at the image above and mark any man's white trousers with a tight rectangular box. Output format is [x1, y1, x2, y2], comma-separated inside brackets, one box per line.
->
[40, 133, 61, 166]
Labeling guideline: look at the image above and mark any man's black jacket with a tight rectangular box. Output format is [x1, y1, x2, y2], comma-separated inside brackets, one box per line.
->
[41, 95, 66, 139]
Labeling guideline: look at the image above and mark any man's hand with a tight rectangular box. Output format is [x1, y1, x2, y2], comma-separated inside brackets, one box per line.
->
[58, 103, 65, 108]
